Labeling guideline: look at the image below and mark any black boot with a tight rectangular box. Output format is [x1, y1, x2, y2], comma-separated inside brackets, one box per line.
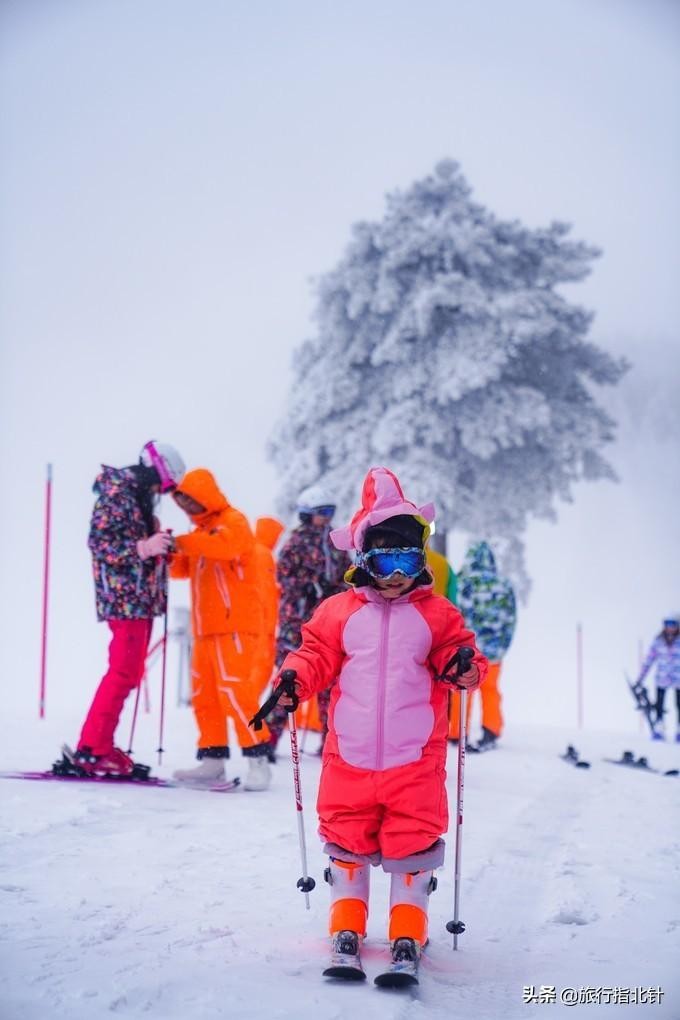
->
[475, 727, 499, 751]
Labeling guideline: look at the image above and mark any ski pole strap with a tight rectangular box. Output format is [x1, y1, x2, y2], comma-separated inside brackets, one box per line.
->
[436, 645, 475, 686]
[249, 669, 299, 730]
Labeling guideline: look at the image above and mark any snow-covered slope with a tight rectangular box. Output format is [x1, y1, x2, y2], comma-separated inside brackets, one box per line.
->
[1, 710, 678, 1020]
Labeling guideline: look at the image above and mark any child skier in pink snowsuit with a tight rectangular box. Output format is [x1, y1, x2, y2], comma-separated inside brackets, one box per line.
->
[276, 467, 487, 980]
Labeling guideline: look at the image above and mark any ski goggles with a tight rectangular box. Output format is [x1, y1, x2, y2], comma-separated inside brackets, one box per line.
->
[299, 504, 336, 517]
[358, 547, 426, 580]
[663, 619, 679, 628]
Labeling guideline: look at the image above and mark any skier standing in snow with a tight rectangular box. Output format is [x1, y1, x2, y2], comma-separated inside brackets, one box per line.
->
[271, 467, 487, 981]
[636, 615, 680, 741]
[70, 441, 185, 777]
[265, 486, 350, 760]
[451, 541, 516, 751]
[169, 469, 273, 791]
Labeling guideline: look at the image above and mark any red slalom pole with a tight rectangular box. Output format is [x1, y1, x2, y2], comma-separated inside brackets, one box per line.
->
[576, 622, 584, 730]
[39, 464, 53, 719]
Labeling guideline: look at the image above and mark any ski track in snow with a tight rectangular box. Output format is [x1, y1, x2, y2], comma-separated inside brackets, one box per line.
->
[1, 716, 679, 1020]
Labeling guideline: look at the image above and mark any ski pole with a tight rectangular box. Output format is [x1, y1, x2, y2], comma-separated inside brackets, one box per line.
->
[127, 676, 143, 754]
[448, 687, 467, 950]
[142, 670, 151, 713]
[299, 699, 310, 755]
[130, 629, 167, 752]
[157, 626, 168, 764]
[39, 463, 53, 719]
[287, 691, 316, 909]
[249, 669, 316, 908]
[445, 645, 474, 950]
[157, 540, 171, 765]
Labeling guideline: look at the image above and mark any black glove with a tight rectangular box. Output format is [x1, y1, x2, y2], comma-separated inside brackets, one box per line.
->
[249, 670, 299, 730]
[436, 646, 475, 686]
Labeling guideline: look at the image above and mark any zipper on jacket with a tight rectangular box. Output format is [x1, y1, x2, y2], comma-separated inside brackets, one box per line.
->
[215, 564, 232, 623]
[194, 557, 205, 634]
[376, 601, 390, 771]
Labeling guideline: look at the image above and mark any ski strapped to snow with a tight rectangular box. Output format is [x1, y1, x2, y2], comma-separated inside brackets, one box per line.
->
[374, 938, 421, 988]
[0, 770, 241, 792]
[560, 745, 591, 769]
[322, 931, 367, 982]
[603, 751, 678, 777]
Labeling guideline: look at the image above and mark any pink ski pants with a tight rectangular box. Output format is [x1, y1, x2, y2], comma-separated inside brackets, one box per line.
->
[78, 619, 153, 755]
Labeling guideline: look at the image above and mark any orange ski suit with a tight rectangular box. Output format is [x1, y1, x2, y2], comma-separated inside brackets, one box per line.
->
[449, 661, 503, 739]
[251, 517, 284, 696]
[169, 469, 270, 752]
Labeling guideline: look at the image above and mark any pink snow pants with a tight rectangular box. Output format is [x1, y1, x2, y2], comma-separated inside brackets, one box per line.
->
[78, 619, 153, 755]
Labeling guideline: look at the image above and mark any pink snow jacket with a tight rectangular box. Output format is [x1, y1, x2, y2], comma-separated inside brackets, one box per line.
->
[281, 584, 487, 771]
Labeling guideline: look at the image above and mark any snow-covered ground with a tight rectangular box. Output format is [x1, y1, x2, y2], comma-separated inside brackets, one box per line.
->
[1, 708, 679, 1020]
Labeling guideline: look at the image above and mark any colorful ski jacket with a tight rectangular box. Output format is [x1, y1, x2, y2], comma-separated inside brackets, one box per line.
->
[88, 466, 167, 621]
[275, 521, 350, 665]
[169, 470, 261, 639]
[457, 542, 516, 663]
[639, 636, 680, 690]
[281, 585, 487, 771]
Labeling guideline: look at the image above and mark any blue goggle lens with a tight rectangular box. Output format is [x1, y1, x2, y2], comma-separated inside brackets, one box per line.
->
[359, 547, 425, 579]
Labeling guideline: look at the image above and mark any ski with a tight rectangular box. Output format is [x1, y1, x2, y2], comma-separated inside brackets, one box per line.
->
[322, 931, 366, 981]
[0, 770, 241, 792]
[374, 938, 420, 988]
[375, 938, 417, 987]
[603, 752, 678, 777]
[322, 960, 366, 982]
[374, 965, 419, 988]
[560, 745, 591, 769]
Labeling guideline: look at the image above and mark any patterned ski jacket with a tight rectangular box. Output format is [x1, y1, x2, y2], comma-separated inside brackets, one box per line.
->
[639, 636, 680, 690]
[457, 542, 516, 663]
[281, 584, 487, 771]
[88, 466, 167, 621]
[275, 522, 350, 666]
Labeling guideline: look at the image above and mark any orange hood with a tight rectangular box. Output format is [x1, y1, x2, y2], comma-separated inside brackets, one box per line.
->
[255, 516, 284, 550]
[176, 468, 229, 526]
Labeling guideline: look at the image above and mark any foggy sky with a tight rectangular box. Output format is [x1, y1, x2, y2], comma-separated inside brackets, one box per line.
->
[1, 0, 679, 735]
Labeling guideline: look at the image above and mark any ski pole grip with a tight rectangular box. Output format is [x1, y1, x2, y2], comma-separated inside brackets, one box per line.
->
[437, 645, 475, 685]
[248, 670, 299, 730]
[280, 670, 299, 714]
[456, 646, 474, 678]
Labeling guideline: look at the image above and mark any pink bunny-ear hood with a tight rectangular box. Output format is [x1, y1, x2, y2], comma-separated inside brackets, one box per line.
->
[330, 467, 435, 552]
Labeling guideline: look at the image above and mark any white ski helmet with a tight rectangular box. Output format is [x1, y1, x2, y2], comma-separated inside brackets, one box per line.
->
[140, 441, 185, 493]
[296, 483, 337, 515]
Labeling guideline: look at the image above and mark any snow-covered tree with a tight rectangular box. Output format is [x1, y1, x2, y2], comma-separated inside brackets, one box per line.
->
[269, 160, 627, 593]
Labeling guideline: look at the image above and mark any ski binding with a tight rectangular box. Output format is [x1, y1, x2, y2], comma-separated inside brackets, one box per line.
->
[322, 930, 366, 981]
[374, 938, 420, 988]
